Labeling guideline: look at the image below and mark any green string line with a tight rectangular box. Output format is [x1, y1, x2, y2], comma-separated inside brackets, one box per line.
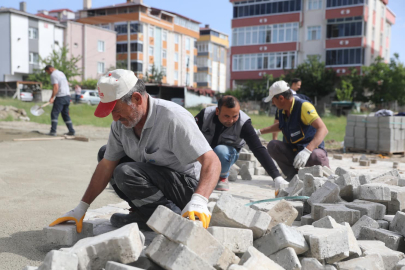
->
[245, 196, 310, 206]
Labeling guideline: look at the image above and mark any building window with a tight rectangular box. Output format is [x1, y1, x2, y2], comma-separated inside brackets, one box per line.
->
[148, 64, 153, 74]
[185, 38, 190, 50]
[114, 23, 143, 35]
[163, 31, 167, 41]
[116, 42, 143, 53]
[28, 28, 38, 39]
[232, 51, 296, 71]
[163, 50, 167, 59]
[326, 48, 363, 66]
[308, 0, 322, 10]
[149, 46, 154, 56]
[98, 40, 105, 52]
[326, 0, 365, 8]
[233, 0, 302, 19]
[97, 62, 105, 74]
[327, 17, 363, 38]
[175, 34, 179, 44]
[307, 26, 321, 40]
[74, 42, 78, 48]
[130, 61, 143, 72]
[29, 52, 39, 64]
[174, 70, 179, 80]
[149, 26, 154, 38]
[174, 52, 179, 62]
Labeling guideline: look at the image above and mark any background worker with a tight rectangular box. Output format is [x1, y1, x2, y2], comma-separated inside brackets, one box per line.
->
[258, 80, 329, 187]
[195, 96, 285, 191]
[49, 69, 220, 231]
[74, 84, 82, 104]
[44, 65, 75, 136]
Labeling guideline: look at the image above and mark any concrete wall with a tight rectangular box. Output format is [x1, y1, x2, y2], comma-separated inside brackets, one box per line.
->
[38, 20, 55, 68]
[11, 13, 29, 76]
[65, 22, 84, 81]
[0, 13, 11, 81]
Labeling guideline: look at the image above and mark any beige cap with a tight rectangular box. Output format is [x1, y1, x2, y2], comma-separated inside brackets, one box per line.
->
[263, 80, 290, 103]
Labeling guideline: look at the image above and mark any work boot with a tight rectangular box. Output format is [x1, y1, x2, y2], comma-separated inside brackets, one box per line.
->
[46, 132, 56, 136]
[64, 131, 75, 136]
[110, 208, 152, 231]
[215, 177, 229, 191]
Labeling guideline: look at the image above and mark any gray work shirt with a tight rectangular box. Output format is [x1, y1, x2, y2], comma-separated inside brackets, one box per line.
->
[50, 70, 70, 97]
[104, 96, 212, 180]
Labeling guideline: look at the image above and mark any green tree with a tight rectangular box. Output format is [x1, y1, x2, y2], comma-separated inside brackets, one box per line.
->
[27, 46, 82, 89]
[335, 80, 353, 101]
[143, 64, 165, 84]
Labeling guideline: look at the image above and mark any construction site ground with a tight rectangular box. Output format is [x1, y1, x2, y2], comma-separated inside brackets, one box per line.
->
[1, 121, 405, 270]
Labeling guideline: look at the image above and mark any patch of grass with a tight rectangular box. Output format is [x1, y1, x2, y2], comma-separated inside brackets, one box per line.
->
[0, 114, 15, 122]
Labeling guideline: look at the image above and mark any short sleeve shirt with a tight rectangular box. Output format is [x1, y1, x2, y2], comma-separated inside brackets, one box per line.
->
[280, 98, 319, 125]
[50, 70, 70, 97]
[104, 96, 212, 180]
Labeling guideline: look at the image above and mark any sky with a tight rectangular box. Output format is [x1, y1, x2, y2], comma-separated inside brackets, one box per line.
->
[5, 0, 405, 62]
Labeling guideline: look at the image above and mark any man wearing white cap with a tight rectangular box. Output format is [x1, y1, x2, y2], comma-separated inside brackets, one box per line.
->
[258, 80, 329, 187]
[49, 69, 220, 231]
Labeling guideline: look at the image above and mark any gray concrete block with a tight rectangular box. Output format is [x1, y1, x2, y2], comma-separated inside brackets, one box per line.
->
[298, 166, 323, 179]
[368, 127, 379, 139]
[254, 223, 309, 256]
[398, 178, 405, 187]
[356, 115, 367, 127]
[346, 125, 355, 137]
[227, 265, 248, 270]
[378, 116, 395, 129]
[312, 204, 360, 225]
[367, 139, 379, 151]
[342, 200, 386, 220]
[209, 192, 221, 202]
[357, 240, 386, 253]
[335, 173, 360, 201]
[359, 227, 405, 252]
[267, 200, 298, 231]
[345, 136, 355, 148]
[303, 173, 326, 197]
[351, 215, 380, 239]
[239, 153, 254, 161]
[287, 176, 304, 196]
[360, 160, 370, 166]
[378, 220, 390, 230]
[307, 181, 341, 206]
[211, 193, 271, 239]
[396, 259, 405, 270]
[322, 166, 334, 177]
[353, 156, 359, 162]
[147, 205, 239, 269]
[229, 165, 240, 181]
[301, 214, 315, 225]
[207, 227, 253, 254]
[146, 235, 215, 270]
[313, 216, 340, 228]
[300, 258, 337, 270]
[105, 261, 145, 270]
[37, 250, 78, 270]
[342, 222, 363, 257]
[22, 267, 38, 270]
[386, 186, 405, 214]
[367, 116, 380, 128]
[269, 247, 301, 270]
[238, 246, 284, 270]
[333, 154, 343, 160]
[335, 167, 350, 176]
[43, 222, 94, 246]
[235, 160, 255, 169]
[208, 201, 216, 213]
[389, 211, 405, 236]
[359, 174, 371, 185]
[371, 170, 401, 181]
[67, 223, 144, 270]
[336, 254, 385, 270]
[254, 167, 265, 176]
[355, 138, 366, 150]
[239, 164, 253, 181]
[359, 183, 392, 202]
[361, 240, 405, 270]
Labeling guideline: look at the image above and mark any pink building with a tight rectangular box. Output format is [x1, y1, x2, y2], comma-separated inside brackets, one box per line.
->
[64, 21, 116, 81]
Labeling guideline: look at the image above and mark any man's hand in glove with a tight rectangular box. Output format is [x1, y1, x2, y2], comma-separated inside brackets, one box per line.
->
[49, 201, 90, 233]
[181, 193, 211, 229]
[293, 147, 312, 169]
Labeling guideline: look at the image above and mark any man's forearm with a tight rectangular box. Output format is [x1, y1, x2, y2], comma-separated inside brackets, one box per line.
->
[51, 85, 58, 98]
[195, 151, 221, 199]
[81, 159, 119, 204]
[260, 123, 281, 135]
[306, 127, 328, 151]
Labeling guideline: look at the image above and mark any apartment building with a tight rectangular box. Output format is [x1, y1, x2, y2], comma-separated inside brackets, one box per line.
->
[196, 25, 229, 93]
[229, 0, 396, 88]
[76, 0, 199, 87]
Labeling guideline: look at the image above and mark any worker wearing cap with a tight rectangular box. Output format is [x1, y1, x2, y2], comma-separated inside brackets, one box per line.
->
[258, 80, 329, 186]
[49, 69, 220, 231]
[194, 95, 285, 191]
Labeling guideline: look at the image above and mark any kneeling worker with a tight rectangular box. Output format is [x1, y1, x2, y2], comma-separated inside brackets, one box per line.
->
[49, 69, 221, 230]
[195, 96, 285, 191]
[257, 81, 329, 189]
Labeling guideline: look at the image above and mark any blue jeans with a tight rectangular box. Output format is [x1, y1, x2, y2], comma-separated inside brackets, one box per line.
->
[50, 96, 74, 133]
[213, 145, 240, 178]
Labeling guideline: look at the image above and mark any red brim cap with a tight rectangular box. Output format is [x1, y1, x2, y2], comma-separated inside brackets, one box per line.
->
[94, 100, 117, 118]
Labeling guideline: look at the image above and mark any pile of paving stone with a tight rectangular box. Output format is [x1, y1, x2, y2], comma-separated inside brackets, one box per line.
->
[0, 105, 30, 121]
[24, 165, 405, 270]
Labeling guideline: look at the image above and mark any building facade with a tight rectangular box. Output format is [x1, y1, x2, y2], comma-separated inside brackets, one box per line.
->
[196, 26, 229, 93]
[0, 7, 65, 82]
[229, 0, 396, 88]
[76, 0, 199, 87]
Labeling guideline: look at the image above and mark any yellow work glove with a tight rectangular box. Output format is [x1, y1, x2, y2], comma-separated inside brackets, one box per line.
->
[181, 193, 211, 229]
[49, 201, 89, 233]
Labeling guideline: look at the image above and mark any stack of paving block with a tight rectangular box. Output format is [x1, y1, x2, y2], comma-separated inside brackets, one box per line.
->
[345, 114, 405, 153]
[232, 149, 268, 181]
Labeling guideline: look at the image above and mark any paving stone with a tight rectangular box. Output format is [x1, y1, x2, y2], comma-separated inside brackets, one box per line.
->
[300, 258, 337, 270]
[335, 167, 351, 176]
[267, 200, 298, 231]
[295, 225, 350, 263]
[334, 154, 343, 160]
[322, 166, 334, 177]
[229, 165, 239, 181]
[269, 247, 301, 270]
[342, 200, 386, 220]
[378, 220, 390, 229]
[207, 227, 253, 254]
[396, 259, 405, 270]
[298, 166, 323, 179]
[386, 186, 405, 214]
[372, 170, 401, 181]
[105, 261, 145, 270]
[239, 164, 253, 180]
[361, 241, 405, 270]
[126, 251, 163, 270]
[43, 222, 94, 246]
[254, 167, 266, 176]
[351, 215, 380, 239]
[335, 254, 385, 270]
[227, 265, 248, 270]
[303, 173, 327, 197]
[301, 214, 314, 225]
[211, 193, 271, 239]
[239, 153, 254, 161]
[208, 202, 216, 213]
[287, 176, 304, 196]
[399, 179, 405, 187]
[359, 184, 392, 202]
[307, 181, 341, 206]
[360, 160, 370, 166]
[352, 157, 359, 162]
[146, 235, 215, 270]
[254, 223, 309, 256]
[312, 204, 360, 225]
[342, 222, 363, 257]
[389, 211, 405, 236]
[235, 160, 255, 169]
[209, 192, 221, 202]
[334, 173, 360, 201]
[359, 174, 371, 185]
[147, 205, 239, 269]
[22, 267, 38, 270]
[360, 227, 405, 252]
[313, 216, 339, 228]
[238, 246, 284, 270]
[385, 215, 395, 222]
[67, 223, 144, 270]
[37, 250, 78, 270]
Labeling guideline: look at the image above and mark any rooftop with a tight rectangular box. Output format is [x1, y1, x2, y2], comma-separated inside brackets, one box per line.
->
[49, 8, 74, 13]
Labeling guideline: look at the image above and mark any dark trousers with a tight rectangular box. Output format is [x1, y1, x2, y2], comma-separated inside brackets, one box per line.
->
[98, 145, 198, 219]
[75, 94, 81, 104]
[267, 140, 330, 181]
[51, 96, 74, 133]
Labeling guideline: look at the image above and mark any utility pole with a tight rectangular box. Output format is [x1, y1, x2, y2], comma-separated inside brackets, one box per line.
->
[127, 21, 131, 70]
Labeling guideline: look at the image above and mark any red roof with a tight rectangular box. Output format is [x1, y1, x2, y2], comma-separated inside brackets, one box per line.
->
[49, 8, 74, 13]
[35, 13, 58, 21]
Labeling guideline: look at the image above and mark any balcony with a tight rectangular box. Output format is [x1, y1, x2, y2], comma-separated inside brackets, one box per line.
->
[325, 6, 365, 20]
[232, 13, 300, 28]
[326, 37, 363, 49]
[232, 43, 299, 54]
